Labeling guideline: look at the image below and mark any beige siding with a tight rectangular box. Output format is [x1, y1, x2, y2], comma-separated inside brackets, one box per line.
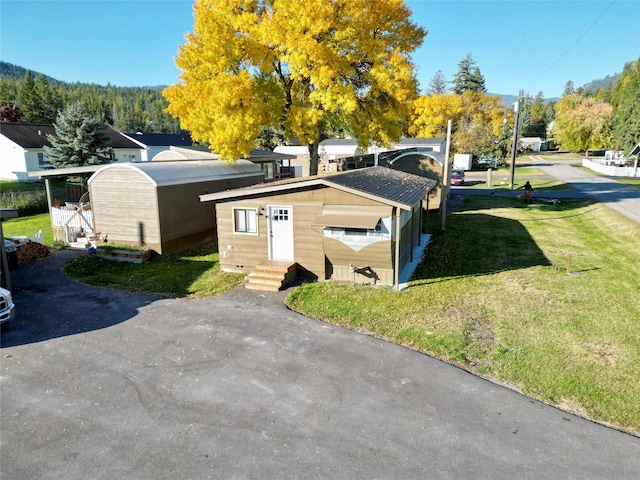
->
[90, 168, 161, 251]
[214, 184, 422, 285]
[90, 168, 263, 256]
[216, 198, 325, 279]
[324, 237, 394, 285]
[330, 265, 394, 285]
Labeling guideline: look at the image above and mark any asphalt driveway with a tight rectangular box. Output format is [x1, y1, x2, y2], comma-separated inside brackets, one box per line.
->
[1, 250, 639, 479]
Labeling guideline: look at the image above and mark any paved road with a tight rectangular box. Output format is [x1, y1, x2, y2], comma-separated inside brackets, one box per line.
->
[529, 155, 640, 224]
[452, 156, 640, 224]
[1, 250, 639, 479]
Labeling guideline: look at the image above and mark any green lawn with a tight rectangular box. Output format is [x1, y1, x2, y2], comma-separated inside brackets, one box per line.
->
[286, 196, 640, 434]
[63, 242, 245, 298]
[465, 165, 573, 191]
[2, 213, 55, 245]
[616, 178, 640, 189]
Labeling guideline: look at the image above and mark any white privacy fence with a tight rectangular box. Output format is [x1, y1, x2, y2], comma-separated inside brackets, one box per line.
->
[51, 206, 94, 243]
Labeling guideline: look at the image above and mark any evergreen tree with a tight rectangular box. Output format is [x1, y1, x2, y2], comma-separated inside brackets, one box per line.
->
[611, 57, 640, 153]
[35, 75, 62, 123]
[0, 80, 14, 103]
[16, 71, 61, 123]
[563, 80, 575, 96]
[427, 70, 448, 95]
[44, 102, 113, 168]
[452, 54, 486, 94]
[17, 71, 42, 122]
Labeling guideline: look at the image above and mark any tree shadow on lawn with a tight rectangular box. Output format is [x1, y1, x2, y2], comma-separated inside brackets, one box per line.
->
[412, 197, 589, 282]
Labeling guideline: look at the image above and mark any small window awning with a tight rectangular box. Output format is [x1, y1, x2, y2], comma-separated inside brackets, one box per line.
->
[313, 205, 392, 229]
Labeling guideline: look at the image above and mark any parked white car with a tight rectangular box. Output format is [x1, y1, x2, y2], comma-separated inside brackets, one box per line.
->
[1, 287, 15, 329]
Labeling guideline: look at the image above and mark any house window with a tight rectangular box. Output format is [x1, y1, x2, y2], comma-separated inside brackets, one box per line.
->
[234, 208, 258, 234]
[272, 208, 288, 221]
[323, 219, 389, 240]
[262, 163, 274, 180]
[37, 153, 49, 166]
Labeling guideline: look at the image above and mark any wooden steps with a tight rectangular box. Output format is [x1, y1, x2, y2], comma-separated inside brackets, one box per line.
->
[245, 261, 298, 292]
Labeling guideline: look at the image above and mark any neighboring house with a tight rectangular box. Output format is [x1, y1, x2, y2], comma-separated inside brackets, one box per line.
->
[328, 147, 447, 212]
[0, 123, 142, 181]
[390, 137, 447, 153]
[88, 160, 265, 256]
[275, 137, 447, 176]
[274, 141, 312, 177]
[120, 132, 194, 161]
[519, 137, 545, 152]
[200, 167, 436, 289]
[152, 146, 298, 182]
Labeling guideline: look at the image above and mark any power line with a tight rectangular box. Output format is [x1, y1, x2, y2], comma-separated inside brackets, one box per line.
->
[525, 0, 618, 92]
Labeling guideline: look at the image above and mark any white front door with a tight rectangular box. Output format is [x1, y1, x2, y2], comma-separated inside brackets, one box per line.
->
[267, 205, 294, 261]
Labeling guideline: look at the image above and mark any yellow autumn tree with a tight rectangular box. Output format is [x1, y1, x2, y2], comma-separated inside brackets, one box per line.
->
[407, 93, 463, 138]
[163, 0, 426, 175]
[553, 94, 613, 151]
[408, 91, 507, 156]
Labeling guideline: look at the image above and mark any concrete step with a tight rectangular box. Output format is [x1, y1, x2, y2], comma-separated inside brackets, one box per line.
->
[245, 261, 297, 292]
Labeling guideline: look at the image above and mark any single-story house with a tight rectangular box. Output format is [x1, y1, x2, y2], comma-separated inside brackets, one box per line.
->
[200, 167, 436, 289]
[519, 137, 545, 152]
[120, 132, 194, 161]
[0, 123, 143, 181]
[88, 160, 265, 256]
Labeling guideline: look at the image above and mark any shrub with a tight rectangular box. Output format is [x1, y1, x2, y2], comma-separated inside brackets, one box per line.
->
[0, 191, 48, 216]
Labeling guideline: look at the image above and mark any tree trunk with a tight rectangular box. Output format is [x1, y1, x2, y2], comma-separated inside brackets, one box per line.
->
[307, 121, 324, 176]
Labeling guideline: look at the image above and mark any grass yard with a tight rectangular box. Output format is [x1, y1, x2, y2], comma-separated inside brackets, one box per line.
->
[63, 242, 245, 298]
[286, 196, 640, 434]
[2, 213, 55, 245]
[616, 178, 640, 189]
[468, 175, 571, 191]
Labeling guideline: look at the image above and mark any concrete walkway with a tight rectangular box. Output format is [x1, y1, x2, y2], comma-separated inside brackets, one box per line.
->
[1, 250, 639, 479]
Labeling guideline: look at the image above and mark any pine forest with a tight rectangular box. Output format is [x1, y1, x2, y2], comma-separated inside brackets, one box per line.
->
[0, 61, 182, 134]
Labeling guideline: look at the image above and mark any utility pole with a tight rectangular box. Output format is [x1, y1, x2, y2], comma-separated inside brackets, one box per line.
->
[509, 91, 522, 190]
[441, 119, 452, 231]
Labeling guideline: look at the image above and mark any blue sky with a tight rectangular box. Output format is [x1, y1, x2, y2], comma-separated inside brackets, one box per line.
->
[1, 0, 638, 99]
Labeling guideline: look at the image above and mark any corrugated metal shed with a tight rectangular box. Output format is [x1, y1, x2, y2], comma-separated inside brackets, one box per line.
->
[89, 160, 262, 187]
[88, 160, 265, 256]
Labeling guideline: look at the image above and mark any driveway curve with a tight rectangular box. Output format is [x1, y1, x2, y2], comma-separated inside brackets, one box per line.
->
[1, 251, 639, 479]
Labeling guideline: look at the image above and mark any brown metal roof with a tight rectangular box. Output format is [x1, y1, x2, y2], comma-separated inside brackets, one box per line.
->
[323, 167, 436, 208]
[201, 166, 436, 210]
